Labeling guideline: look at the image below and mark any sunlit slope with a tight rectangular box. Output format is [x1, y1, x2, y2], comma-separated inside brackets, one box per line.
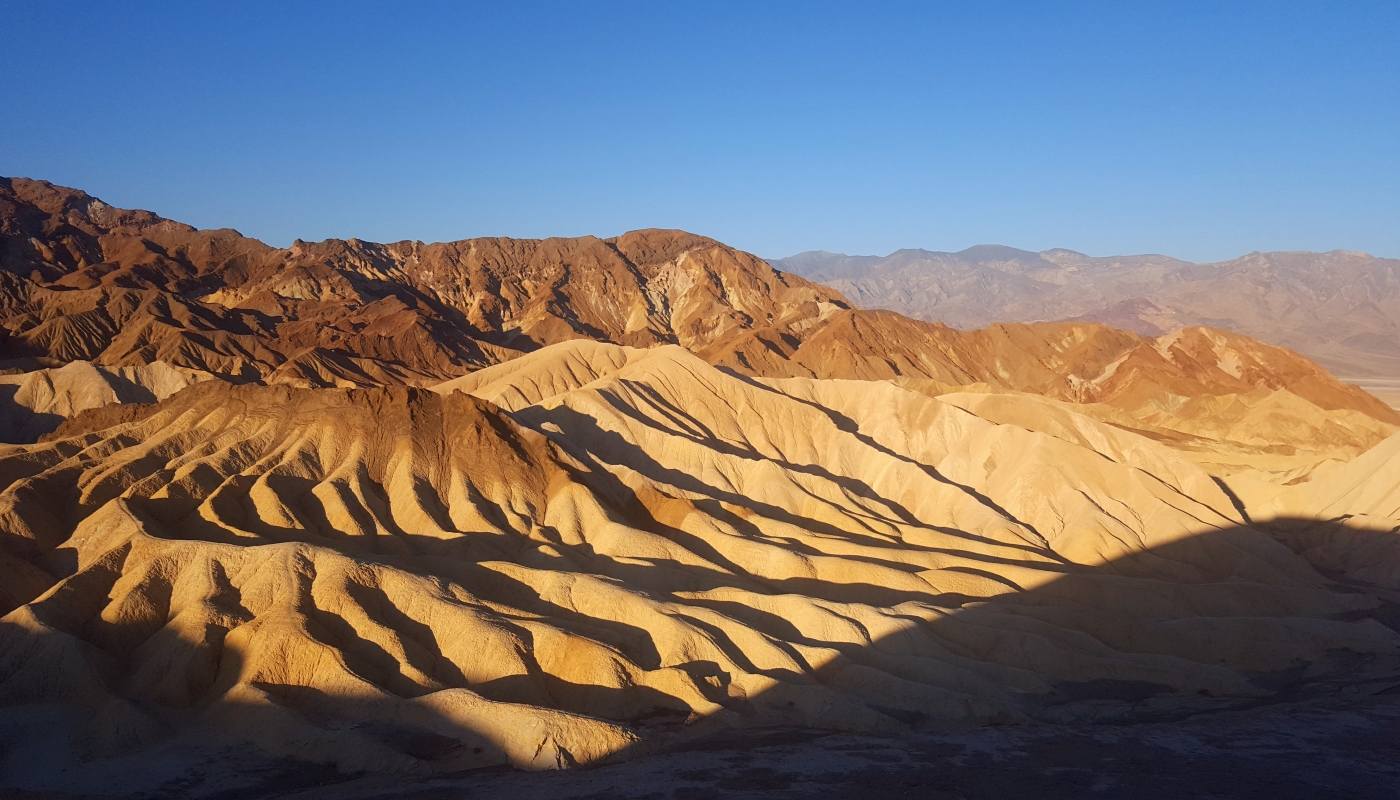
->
[431, 339, 652, 411]
[3, 341, 1394, 775]
[902, 381, 1396, 475]
[0, 178, 846, 385]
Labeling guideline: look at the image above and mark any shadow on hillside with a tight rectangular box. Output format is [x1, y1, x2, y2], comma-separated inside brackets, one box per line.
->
[525, 402, 1063, 565]
[2, 501, 1399, 797]
[0, 383, 64, 444]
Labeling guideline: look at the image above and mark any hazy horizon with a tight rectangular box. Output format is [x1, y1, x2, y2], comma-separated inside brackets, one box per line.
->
[766, 243, 1394, 263]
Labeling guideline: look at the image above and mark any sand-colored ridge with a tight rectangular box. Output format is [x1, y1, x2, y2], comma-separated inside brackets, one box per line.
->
[430, 339, 654, 411]
[3, 343, 1397, 777]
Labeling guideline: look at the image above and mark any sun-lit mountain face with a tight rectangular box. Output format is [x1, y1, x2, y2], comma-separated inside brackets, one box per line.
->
[2, 179, 1398, 784]
[0, 177, 847, 392]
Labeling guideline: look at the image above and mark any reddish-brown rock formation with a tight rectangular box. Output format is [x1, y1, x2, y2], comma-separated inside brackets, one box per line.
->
[4, 177, 1392, 435]
[0, 178, 846, 389]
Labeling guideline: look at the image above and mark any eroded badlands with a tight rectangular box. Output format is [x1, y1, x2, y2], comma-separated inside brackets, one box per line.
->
[2, 342, 1397, 775]
[1, 178, 1398, 787]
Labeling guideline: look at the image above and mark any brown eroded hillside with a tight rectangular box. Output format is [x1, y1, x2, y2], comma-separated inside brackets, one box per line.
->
[0, 177, 846, 390]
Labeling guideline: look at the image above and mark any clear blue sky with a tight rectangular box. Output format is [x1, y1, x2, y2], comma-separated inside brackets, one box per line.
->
[3, 1, 1396, 261]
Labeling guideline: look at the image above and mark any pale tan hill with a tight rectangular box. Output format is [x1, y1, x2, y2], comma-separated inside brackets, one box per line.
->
[3, 341, 1395, 777]
[443, 337, 1396, 473]
[433, 333, 1395, 480]
[430, 339, 652, 411]
[0, 359, 213, 443]
[916, 386, 1395, 476]
[774, 246, 1400, 379]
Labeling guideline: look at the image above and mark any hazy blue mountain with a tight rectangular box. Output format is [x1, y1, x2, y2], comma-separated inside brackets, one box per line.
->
[771, 247, 1400, 379]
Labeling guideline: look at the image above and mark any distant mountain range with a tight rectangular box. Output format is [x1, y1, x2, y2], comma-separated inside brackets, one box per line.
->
[772, 246, 1400, 379]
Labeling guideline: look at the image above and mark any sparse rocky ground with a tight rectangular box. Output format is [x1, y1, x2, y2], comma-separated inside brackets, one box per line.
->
[5, 694, 1399, 799]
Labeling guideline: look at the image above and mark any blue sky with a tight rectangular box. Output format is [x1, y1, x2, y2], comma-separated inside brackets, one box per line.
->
[3, 1, 1396, 261]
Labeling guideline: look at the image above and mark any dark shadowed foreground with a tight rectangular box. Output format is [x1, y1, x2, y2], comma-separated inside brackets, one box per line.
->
[3, 695, 1400, 799]
[267, 695, 1400, 800]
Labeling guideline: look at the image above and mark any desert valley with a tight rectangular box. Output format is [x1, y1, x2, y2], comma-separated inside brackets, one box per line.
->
[0, 176, 1397, 797]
